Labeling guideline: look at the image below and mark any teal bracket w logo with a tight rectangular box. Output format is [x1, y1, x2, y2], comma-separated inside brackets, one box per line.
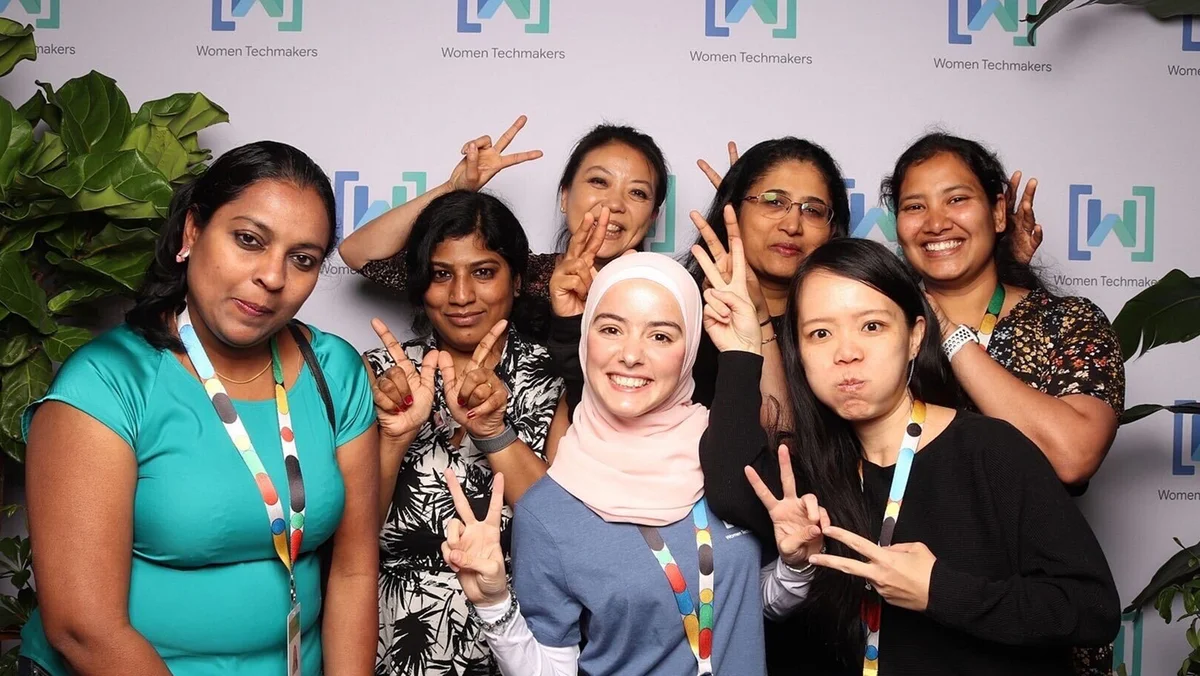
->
[846, 178, 897, 242]
[948, 0, 1038, 46]
[333, 170, 428, 244]
[1067, 184, 1155, 262]
[457, 0, 550, 34]
[1113, 610, 1142, 676]
[645, 175, 677, 254]
[0, 0, 59, 29]
[211, 0, 303, 32]
[705, 0, 797, 39]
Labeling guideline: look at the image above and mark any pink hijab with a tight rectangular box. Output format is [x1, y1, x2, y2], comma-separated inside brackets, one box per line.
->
[548, 252, 709, 527]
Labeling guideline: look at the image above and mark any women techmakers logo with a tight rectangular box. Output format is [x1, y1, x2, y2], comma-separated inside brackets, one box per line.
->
[1067, 185, 1155, 263]
[0, 0, 58, 28]
[210, 0, 302, 31]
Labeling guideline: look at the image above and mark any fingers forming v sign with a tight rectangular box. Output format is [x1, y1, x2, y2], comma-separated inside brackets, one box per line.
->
[809, 526, 937, 612]
[692, 206, 762, 354]
[696, 141, 740, 189]
[744, 445, 828, 568]
[1005, 170, 1043, 265]
[441, 468, 509, 605]
[370, 318, 438, 439]
[549, 206, 609, 318]
[439, 319, 510, 439]
[690, 205, 769, 320]
[450, 115, 543, 192]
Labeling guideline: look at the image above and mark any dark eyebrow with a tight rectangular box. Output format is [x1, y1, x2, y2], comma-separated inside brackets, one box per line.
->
[594, 313, 682, 333]
[647, 320, 683, 332]
[430, 257, 503, 268]
[758, 189, 828, 205]
[584, 165, 653, 189]
[800, 308, 893, 327]
[900, 183, 976, 203]
[233, 215, 325, 253]
[594, 312, 626, 323]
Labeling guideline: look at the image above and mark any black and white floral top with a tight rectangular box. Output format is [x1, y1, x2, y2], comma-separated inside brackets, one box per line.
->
[363, 329, 563, 676]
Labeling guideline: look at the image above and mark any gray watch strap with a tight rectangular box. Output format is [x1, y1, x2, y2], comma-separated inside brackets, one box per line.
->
[470, 425, 519, 454]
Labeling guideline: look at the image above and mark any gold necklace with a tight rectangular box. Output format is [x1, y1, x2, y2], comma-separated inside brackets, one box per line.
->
[213, 360, 272, 384]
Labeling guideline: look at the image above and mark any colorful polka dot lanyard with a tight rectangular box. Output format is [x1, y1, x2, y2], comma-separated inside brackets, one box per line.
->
[638, 498, 716, 676]
[859, 400, 925, 676]
[178, 308, 307, 602]
[977, 284, 1006, 351]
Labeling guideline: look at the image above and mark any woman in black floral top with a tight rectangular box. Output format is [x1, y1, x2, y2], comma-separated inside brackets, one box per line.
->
[362, 191, 565, 676]
[885, 133, 1124, 676]
[337, 116, 672, 338]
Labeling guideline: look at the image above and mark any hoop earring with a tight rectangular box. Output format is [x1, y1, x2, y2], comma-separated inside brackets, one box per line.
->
[905, 358, 915, 390]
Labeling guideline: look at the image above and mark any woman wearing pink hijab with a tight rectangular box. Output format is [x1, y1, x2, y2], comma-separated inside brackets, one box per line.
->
[438, 247, 827, 675]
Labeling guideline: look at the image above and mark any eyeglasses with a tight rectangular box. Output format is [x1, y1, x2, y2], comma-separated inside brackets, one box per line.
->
[742, 192, 834, 226]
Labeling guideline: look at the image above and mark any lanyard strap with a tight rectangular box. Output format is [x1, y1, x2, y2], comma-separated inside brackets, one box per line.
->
[860, 400, 926, 676]
[178, 309, 308, 589]
[639, 498, 715, 676]
[976, 283, 1006, 351]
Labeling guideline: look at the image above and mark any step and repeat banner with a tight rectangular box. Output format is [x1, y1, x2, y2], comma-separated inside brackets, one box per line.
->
[2, 1, 1197, 672]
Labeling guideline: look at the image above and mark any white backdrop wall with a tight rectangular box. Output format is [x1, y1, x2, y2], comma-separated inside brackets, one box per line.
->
[2, 1, 1197, 673]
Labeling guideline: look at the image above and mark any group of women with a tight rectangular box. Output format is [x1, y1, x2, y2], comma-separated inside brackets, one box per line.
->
[17, 115, 1126, 676]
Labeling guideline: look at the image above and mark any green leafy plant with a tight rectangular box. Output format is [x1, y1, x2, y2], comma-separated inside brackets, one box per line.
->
[1111, 269, 1200, 675]
[0, 17, 227, 650]
[1025, 0, 1200, 46]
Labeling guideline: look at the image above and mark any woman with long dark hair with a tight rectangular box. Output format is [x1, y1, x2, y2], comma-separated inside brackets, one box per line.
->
[21, 141, 380, 675]
[702, 237, 1119, 674]
[362, 190, 565, 676]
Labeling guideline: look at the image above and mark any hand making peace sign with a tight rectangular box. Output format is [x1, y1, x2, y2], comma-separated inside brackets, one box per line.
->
[441, 468, 509, 606]
[370, 317, 438, 440]
[448, 115, 543, 192]
[438, 319, 511, 441]
[548, 206, 610, 318]
[745, 444, 828, 569]
[697, 140, 740, 189]
[692, 205, 765, 355]
[810, 526, 937, 613]
[690, 204, 770, 324]
[1005, 170, 1043, 266]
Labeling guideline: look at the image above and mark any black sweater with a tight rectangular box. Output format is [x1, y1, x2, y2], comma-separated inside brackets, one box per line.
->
[700, 351, 1121, 675]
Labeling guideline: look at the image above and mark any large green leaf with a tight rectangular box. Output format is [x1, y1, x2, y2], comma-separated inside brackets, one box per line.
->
[0, 433, 23, 464]
[1126, 538, 1200, 613]
[179, 132, 214, 166]
[0, 349, 51, 441]
[1122, 402, 1200, 425]
[0, 332, 35, 368]
[71, 246, 154, 291]
[19, 131, 67, 177]
[1027, 1, 1200, 45]
[1111, 269, 1200, 360]
[80, 222, 158, 254]
[0, 97, 35, 203]
[0, 217, 64, 257]
[33, 150, 173, 220]
[47, 283, 116, 313]
[45, 218, 93, 257]
[52, 71, 133, 158]
[44, 325, 90, 363]
[0, 19, 36, 79]
[121, 124, 189, 182]
[133, 93, 229, 139]
[0, 252, 52, 333]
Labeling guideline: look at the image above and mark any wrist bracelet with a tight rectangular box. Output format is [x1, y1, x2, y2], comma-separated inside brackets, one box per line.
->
[467, 584, 519, 632]
[942, 324, 980, 362]
[759, 316, 772, 327]
[469, 424, 518, 455]
[761, 333, 777, 346]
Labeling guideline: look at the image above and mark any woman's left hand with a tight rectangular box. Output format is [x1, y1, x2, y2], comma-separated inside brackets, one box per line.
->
[1006, 170, 1043, 265]
[440, 319, 510, 439]
[809, 526, 937, 612]
[692, 204, 763, 354]
[924, 292, 954, 342]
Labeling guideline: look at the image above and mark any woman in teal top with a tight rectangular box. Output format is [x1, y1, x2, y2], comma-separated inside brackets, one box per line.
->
[20, 141, 380, 676]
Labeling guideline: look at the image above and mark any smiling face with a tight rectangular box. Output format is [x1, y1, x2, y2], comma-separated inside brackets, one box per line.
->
[584, 279, 687, 419]
[795, 270, 925, 423]
[560, 142, 661, 263]
[737, 159, 835, 286]
[894, 152, 1007, 287]
[182, 179, 329, 348]
[422, 231, 517, 355]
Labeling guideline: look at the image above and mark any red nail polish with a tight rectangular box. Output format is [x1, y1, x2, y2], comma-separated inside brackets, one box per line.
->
[467, 410, 476, 420]
[404, 395, 414, 406]
[393, 406, 402, 414]
[458, 396, 465, 406]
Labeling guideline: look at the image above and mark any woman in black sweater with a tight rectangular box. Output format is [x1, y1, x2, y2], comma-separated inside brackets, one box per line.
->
[700, 237, 1120, 675]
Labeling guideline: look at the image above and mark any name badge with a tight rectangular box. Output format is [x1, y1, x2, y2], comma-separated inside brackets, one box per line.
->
[287, 601, 302, 676]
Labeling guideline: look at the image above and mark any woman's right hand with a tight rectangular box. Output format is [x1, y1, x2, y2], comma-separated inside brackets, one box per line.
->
[442, 469, 510, 606]
[745, 445, 828, 568]
[692, 205, 764, 354]
[548, 206, 609, 317]
[696, 141, 740, 189]
[447, 115, 543, 192]
[370, 318, 438, 440]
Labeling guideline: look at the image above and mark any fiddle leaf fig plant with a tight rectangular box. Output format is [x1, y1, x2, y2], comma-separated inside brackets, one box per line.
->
[0, 17, 228, 649]
[1025, 0, 1200, 46]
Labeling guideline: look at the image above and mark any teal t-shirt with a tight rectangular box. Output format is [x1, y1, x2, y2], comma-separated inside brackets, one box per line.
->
[19, 323, 377, 676]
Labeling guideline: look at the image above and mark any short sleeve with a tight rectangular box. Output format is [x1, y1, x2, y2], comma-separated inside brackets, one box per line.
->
[310, 326, 377, 446]
[1044, 296, 1126, 413]
[512, 500, 583, 648]
[21, 327, 155, 449]
[358, 254, 409, 295]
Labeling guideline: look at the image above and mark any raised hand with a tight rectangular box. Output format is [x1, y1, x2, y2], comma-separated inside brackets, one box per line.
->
[696, 141, 740, 189]
[692, 205, 764, 354]
[439, 319, 511, 440]
[548, 206, 609, 318]
[370, 318, 438, 439]
[441, 468, 509, 606]
[690, 204, 769, 323]
[745, 445, 828, 568]
[923, 292, 954, 342]
[1005, 170, 1042, 265]
[448, 115, 543, 192]
[809, 526, 937, 613]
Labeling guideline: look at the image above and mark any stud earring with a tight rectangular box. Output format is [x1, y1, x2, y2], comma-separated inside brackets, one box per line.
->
[175, 247, 190, 263]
